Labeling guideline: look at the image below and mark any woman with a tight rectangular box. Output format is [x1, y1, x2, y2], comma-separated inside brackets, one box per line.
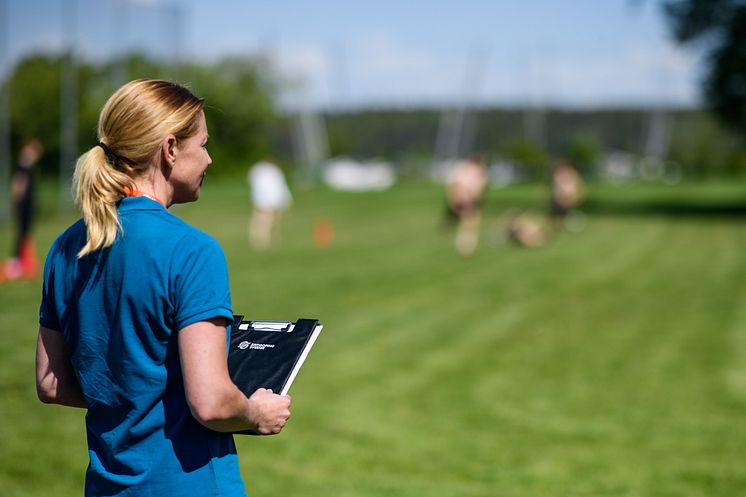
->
[35, 79, 291, 497]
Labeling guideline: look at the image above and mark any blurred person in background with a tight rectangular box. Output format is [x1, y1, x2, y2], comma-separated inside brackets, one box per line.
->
[492, 159, 583, 250]
[549, 159, 585, 231]
[2, 137, 43, 282]
[247, 158, 292, 250]
[35, 79, 291, 497]
[445, 154, 489, 257]
[506, 209, 551, 248]
[490, 208, 551, 249]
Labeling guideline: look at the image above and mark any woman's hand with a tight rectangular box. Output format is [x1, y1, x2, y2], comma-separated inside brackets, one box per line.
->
[247, 388, 292, 435]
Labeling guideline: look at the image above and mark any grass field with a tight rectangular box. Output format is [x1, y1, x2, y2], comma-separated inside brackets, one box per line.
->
[1, 180, 746, 496]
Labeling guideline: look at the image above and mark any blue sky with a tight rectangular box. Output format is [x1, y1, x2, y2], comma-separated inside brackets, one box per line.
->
[3, 0, 704, 109]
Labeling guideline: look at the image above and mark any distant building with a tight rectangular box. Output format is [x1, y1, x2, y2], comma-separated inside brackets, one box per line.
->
[323, 158, 396, 191]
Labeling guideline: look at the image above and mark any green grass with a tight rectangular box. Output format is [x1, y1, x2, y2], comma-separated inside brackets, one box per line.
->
[2, 180, 746, 496]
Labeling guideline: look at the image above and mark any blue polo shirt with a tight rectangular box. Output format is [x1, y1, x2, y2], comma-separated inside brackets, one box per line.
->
[40, 196, 246, 497]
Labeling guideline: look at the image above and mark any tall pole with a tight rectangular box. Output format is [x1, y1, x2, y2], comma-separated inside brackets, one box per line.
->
[295, 103, 328, 184]
[59, 0, 78, 213]
[524, 52, 546, 149]
[111, 0, 128, 90]
[434, 46, 487, 167]
[0, 0, 11, 223]
[171, 3, 183, 63]
[162, 2, 184, 81]
[174, 2, 194, 86]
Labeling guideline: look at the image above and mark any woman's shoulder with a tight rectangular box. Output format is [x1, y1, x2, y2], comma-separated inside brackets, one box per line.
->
[49, 219, 87, 253]
[120, 206, 225, 259]
[156, 212, 216, 242]
[123, 204, 210, 239]
[163, 216, 225, 256]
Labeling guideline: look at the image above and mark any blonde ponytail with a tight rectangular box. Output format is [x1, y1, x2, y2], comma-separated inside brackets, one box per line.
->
[73, 145, 134, 257]
[71, 79, 204, 258]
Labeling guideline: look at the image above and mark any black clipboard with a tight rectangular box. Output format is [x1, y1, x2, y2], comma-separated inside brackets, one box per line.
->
[227, 315, 323, 398]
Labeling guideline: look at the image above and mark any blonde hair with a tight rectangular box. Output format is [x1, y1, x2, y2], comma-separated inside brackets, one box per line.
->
[73, 79, 204, 257]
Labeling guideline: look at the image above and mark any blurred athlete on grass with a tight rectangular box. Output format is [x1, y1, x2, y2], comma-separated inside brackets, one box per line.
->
[445, 154, 489, 257]
[1, 137, 43, 282]
[247, 158, 292, 250]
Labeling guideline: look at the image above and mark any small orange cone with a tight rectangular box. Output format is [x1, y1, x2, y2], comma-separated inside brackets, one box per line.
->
[313, 218, 335, 248]
[20, 236, 39, 279]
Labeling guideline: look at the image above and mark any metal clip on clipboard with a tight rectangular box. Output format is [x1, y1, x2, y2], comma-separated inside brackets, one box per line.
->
[247, 321, 294, 332]
[232, 316, 294, 332]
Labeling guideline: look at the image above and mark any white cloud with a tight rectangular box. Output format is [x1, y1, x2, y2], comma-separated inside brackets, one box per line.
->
[276, 45, 331, 82]
[356, 33, 435, 75]
[528, 42, 702, 106]
[272, 44, 332, 107]
[273, 34, 702, 109]
[466, 40, 702, 107]
[127, 0, 161, 7]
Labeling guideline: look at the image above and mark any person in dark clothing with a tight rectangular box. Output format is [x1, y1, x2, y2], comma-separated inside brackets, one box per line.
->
[3, 138, 43, 281]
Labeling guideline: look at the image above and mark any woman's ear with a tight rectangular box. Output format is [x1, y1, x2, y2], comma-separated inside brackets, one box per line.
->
[161, 134, 178, 171]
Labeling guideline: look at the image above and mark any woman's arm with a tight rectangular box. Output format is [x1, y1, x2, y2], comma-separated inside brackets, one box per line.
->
[179, 317, 292, 434]
[35, 326, 86, 408]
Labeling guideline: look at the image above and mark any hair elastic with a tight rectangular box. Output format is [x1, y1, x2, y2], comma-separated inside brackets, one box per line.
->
[96, 141, 112, 157]
[96, 141, 124, 168]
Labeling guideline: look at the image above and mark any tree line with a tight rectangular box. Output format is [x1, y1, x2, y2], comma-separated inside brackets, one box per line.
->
[320, 106, 745, 179]
[3, 52, 280, 178]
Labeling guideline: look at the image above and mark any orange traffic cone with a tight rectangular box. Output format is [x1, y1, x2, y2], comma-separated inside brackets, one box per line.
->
[313, 218, 335, 248]
[19, 236, 39, 279]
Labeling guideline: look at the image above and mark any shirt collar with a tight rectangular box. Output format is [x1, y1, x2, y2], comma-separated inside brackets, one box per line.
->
[118, 196, 167, 212]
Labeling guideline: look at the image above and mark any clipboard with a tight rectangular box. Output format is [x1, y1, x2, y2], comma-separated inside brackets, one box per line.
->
[227, 315, 324, 398]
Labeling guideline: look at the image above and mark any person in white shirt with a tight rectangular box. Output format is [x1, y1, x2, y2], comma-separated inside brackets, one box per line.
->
[247, 159, 292, 249]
